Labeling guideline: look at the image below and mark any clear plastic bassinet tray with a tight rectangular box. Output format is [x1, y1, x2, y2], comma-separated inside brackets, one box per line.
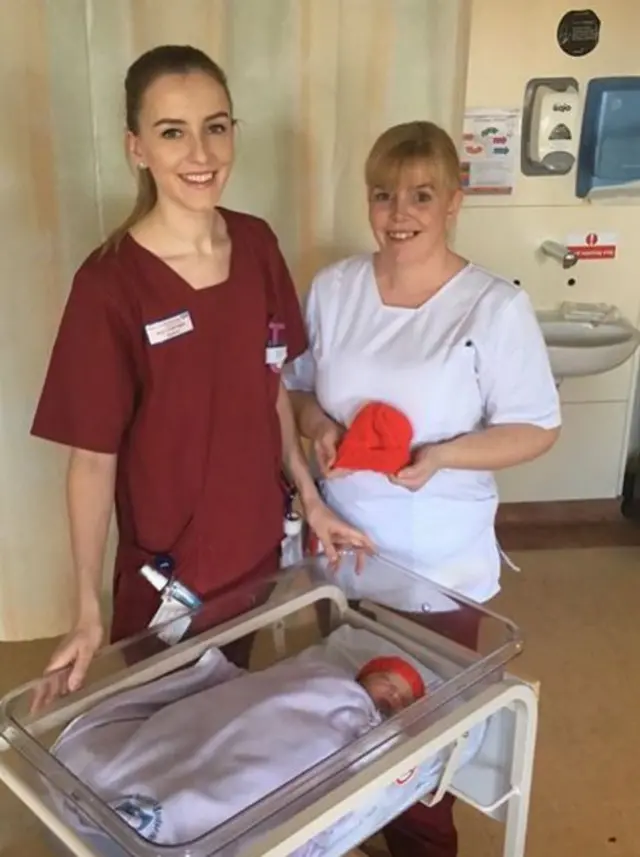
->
[0, 553, 523, 857]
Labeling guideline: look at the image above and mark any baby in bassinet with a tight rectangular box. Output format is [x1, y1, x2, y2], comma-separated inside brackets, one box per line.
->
[50, 647, 426, 855]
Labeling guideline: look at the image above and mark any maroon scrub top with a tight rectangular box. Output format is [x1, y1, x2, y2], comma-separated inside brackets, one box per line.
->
[32, 209, 307, 642]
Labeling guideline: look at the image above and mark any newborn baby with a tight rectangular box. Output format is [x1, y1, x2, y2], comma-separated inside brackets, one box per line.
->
[356, 655, 426, 716]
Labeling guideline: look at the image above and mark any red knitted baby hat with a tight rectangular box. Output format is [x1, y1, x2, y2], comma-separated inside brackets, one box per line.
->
[333, 402, 413, 474]
[357, 656, 426, 700]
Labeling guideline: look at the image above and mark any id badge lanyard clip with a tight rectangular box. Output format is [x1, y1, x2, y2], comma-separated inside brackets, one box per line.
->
[140, 554, 202, 645]
[265, 318, 288, 373]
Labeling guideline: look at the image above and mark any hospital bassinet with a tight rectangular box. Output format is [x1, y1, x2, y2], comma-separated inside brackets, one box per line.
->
[0, 553, 539, 857]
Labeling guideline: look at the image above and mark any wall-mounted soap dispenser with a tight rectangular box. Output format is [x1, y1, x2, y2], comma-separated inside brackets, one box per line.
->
[576, 77, 640, 200]
[521, 77, 580, 176]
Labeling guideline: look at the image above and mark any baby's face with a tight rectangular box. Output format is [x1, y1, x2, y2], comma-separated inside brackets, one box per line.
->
[358, 669, 417, 716]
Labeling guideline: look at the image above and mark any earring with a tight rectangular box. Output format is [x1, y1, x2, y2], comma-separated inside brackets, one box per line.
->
[137, 161, 147, 170]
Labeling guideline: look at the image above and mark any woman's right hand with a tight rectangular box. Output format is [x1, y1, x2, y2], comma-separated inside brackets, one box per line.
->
[31, 619, 104, 714]
[49, 619, 104, 691]
[313, 417, 350, 478]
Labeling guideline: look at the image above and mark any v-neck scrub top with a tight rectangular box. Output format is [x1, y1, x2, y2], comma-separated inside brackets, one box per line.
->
[284, 255, 561, 603]
[32, 209, 306, 641]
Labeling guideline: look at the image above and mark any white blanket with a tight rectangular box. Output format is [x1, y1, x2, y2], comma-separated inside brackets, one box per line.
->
[52, 649, 382, 850]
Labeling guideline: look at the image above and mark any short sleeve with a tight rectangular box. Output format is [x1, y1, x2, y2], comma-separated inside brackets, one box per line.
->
[479, 290, 561, 429]
[31, 264, 137, 454]
[263, 225, 307, 363]
[282, 280, 319, 393]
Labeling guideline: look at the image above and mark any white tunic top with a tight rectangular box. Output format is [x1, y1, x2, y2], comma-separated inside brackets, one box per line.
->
[284, 256, 561, 603]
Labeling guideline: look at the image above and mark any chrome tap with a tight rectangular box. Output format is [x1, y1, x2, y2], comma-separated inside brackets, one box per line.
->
[540, 240, 578, 269]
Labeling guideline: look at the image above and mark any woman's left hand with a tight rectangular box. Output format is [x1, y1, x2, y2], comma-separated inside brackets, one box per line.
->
[304, 499, 375, 567]
[389, 443, 444, 492]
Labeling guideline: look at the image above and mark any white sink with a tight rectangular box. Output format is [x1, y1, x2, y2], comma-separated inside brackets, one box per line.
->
[536, 309, 640, 378]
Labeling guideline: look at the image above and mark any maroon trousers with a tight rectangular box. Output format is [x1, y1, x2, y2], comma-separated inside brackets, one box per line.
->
[382, 607, 481, 857]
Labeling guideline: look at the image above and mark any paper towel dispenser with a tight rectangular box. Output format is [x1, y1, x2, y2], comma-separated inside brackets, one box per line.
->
[576, 77, 640, 200]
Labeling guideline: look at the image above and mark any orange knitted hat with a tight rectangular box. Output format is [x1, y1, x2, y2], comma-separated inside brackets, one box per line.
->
[357, 656, 426, 700]
[333, 402, 413, 474]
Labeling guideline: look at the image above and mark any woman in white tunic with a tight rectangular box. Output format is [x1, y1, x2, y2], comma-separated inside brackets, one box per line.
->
[284, 120, 561, 857]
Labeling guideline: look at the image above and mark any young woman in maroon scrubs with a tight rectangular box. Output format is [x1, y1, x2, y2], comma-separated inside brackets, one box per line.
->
[32, 45, 371, 690]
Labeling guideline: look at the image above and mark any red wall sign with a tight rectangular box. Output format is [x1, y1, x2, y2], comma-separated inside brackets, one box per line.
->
[566, 232, 618, 260]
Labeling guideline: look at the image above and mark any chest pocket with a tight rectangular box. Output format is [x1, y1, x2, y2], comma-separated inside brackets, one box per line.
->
[422, 339, 483, 441]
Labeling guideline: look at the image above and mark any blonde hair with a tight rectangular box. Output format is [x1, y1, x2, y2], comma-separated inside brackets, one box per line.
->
[365, 121, 461, 194]
[106, 165, 158, 253]
[103, 45, 233, 253]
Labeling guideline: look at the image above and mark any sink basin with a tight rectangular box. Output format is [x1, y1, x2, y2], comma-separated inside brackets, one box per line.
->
[536, 309, 640, 378]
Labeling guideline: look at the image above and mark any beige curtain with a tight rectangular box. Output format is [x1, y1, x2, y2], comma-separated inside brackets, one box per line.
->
[0, 0, 470, 640]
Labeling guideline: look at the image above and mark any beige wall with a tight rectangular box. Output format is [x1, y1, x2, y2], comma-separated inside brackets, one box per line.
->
[455, 0, 640, 502]
[0, 0, 102, 642]
[1, 0, 469, 640]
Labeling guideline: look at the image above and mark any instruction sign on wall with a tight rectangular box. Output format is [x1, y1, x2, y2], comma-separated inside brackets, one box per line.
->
[566, 232, 618, 260]
[461, 108, 520, 195]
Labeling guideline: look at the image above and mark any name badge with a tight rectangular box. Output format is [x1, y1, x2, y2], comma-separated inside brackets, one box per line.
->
[266, 344, 288, 371]
[145, 311, 194, 346]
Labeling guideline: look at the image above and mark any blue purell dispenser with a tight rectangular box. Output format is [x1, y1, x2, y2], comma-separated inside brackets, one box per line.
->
[577, 77, 640, 200]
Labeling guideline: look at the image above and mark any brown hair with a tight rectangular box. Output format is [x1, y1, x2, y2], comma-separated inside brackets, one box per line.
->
[365, 121, 461, 195]
[104, 45, 233, 251]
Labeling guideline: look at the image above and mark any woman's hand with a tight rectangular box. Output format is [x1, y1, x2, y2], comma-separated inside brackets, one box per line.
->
[389, 443, 443, 492]
[304, 498, 375, 567]
[31, 617, 104, 714]
[48, 617, 103, 690]
[312, 417, 352, 479]
[51, 619, 104, 688]
[391, 424, 560, 491]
